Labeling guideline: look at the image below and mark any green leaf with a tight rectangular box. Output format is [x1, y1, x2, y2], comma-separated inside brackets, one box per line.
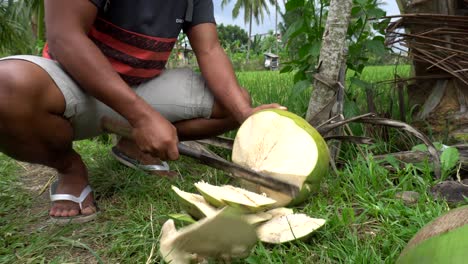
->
[350, 76, 372, 89]
[366, 38, 387, 56]
[367, 7, 386, 19]
[412, 142, 444, 152]
[384, 155, 401, 170]
[351, 6, 363, 17]
[298, 43, 313, 58]
[355, 0, 368, 6]
[283, 19, 305, 43]
[291, 80, 311, 96]
[280, 65, 293, 73]
[285, 0, 305, 11]
[440, 147, 460, 175]
[411, 144, 428, 152]
[168, 213, 196, 223]
[293, 70, 307, 83]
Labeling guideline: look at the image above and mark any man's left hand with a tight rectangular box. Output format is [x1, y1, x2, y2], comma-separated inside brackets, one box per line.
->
[238, 104, 288, 124]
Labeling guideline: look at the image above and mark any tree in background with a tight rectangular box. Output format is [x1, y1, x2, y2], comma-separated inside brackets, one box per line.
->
[217, 23, 249, 54]
[221, 0, 276, 62]
[281, 0, 390, 121]
[0, 0, 45, 56]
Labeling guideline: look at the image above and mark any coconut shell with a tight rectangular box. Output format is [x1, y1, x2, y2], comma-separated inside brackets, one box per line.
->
[397, 205, 468, 264]
[232, 109, 329, 206]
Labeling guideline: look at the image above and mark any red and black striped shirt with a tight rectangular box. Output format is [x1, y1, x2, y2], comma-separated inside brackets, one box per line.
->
[43, 0, 215, 85]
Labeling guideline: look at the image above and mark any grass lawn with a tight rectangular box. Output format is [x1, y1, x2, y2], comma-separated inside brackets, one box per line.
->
[0, 66, 453, 263]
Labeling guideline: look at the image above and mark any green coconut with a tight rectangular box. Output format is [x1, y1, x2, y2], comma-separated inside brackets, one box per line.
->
[397, 205, 468, 264]
[194, 181, 277, 213]
[171, 186, 217, 220]
[232, 109, 330, 206]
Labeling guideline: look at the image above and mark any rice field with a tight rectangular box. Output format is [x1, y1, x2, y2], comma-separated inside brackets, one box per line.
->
[237, 65, 412, 119]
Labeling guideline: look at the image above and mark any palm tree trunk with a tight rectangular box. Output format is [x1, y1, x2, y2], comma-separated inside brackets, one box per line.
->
[275, 0, 278, 54]
[247, 7, 252, 62]
[306, 0, 353, 125]
[36, 1, 45, 43]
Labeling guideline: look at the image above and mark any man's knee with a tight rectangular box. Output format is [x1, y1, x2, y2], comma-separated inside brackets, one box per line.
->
[0, 61, 47, 119]
[0, 60, 64, 116]
[0, 63, 18, 98]
[0, 64, 22, 116]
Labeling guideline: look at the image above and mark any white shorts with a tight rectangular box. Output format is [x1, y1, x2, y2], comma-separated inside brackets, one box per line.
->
[0, 55, 214, 140]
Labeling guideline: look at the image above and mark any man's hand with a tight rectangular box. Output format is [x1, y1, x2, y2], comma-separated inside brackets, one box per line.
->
[131, 113, 179, 161]
[238, 104, 288, 124]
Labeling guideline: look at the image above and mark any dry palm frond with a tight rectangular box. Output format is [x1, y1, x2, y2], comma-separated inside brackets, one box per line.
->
[386, 14, 468, 85]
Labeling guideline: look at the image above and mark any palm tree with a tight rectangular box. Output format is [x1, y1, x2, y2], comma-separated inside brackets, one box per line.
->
[221, 0, 276, 62]
[0, 0, 44, 56]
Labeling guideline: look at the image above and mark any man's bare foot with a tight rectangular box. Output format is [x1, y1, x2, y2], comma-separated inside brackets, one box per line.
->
[49, 176, 97, 217]
[49, 154, 97, 218]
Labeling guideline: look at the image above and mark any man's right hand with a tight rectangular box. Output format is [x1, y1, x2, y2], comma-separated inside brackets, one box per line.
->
[131, 112, 180, 161]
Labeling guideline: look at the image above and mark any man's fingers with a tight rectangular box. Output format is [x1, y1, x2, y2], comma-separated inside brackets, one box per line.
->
[167, 144, 180, 161]
[255, 104, 287, 112]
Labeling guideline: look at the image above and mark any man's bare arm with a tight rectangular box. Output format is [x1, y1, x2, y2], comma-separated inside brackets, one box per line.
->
[187, 23, 254, 123]
[187, 23, 284, 123]
[45, 0, 179, 160]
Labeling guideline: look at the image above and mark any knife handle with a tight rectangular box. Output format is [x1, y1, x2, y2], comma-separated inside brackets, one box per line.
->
[101, 116, 209, 158]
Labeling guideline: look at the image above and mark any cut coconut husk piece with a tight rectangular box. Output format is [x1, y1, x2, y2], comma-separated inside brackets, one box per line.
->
[232, 109, 330, 206]
[194, 181, 277, 212]
[172, 208, 258, 259]
[159, 219, 192, 264]
[397, 205, 468, 264]
[256, 213, 326, 244]
[264, 207, 294, 218]
[172, 186, 217, 220]
[243, 212, 272, 225]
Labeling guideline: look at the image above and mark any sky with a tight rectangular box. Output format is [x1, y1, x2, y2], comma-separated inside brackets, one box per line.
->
[213, 0, 400, 35]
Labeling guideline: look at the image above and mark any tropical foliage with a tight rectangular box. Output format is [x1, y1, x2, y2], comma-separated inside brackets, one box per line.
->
[217, 23, 249, 53]
[221, 0, 277, 61]
[0, 0, 44, 56]
[280, 0, 390, 82]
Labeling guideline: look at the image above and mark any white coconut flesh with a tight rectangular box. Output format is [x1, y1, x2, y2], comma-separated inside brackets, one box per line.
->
[159, 219, 192, 264]
[233, 111, 318, 185]
[232, 110, 329, 205]
[256, 213, 326, 244]
[172, 186, 217, 219]
[243, 212, 272, 225]
[264, 207, 294, 218]
[194, 181, 277, 212]
[171, 208, 258, 258]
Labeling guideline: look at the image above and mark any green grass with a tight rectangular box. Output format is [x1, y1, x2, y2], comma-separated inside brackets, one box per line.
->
[0, 66, 453, 263]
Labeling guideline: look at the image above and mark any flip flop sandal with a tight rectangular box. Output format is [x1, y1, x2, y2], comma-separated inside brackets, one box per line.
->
[49, 181, 99, 225]
[111, 147, 176, 178]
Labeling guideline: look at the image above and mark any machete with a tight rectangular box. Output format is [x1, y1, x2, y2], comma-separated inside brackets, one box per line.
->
[100, 116, 300, 197]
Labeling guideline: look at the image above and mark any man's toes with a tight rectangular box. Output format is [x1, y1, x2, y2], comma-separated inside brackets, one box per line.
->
[49, 207, 57, 216]
[81, 205, 97, 216]
[51, 208, 63, 217]
[65, 208, 80, 217]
